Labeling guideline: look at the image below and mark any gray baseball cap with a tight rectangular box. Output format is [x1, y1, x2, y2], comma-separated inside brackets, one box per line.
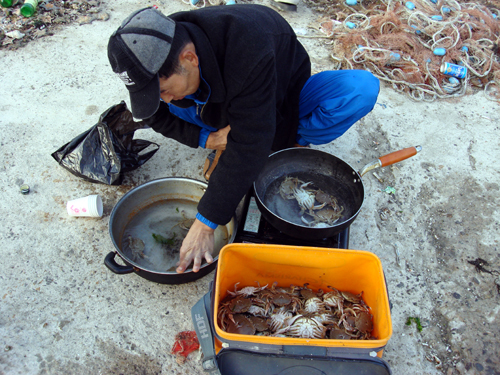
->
[108, 7, 176, 119]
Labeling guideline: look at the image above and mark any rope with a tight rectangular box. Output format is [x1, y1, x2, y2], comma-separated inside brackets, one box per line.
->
[304, 0, 500, 101]
[181, 0, 225, 8]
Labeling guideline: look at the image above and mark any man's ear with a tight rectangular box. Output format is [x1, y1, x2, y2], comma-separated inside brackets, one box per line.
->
[180, 45, 199, 68]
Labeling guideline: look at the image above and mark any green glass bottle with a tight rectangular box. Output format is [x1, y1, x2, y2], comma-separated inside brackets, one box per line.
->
[1, 0, 19, 7]
[20, 0, 37, 17]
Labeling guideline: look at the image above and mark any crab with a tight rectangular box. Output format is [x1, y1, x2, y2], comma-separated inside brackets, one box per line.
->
[323, 286, 345, 313]
[273, 284, 301, 296]
[310, 312, 337, 326]
[227, 281, 268, 297]
[339, 307, 373, 339]
[298, 284, 317, 300]
[329, 327, 352, 340]
[341, 291, 364, 304]
[340, 308, 358, 333]
[279, 176, 300, 200]
[248, 316, 269, 332]
[301, 206, 344, 227]
[264, 291, 301, 313]
[268, 306, 293, 332]
[292, 181, 326, 214]
[216, 282, 374, 340]
[228, 295, 252, 313]
[315, 190, 338, 207]
[303, 297, 327, 314]
[294, 284, 326, 314]
[226, 314, 256, 335]
[259, 282, 302, 312]
[354, 311, 374, 335]
[278, 314, 326, 339]
[124, 236, 148, 262]
[217, 295, 252, 329]
[247, 304, 270, 317]
[352, 303, 370, 314]
[173, 210, 195, 231]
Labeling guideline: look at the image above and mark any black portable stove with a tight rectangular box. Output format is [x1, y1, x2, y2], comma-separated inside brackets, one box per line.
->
[234, 189, 350, 249]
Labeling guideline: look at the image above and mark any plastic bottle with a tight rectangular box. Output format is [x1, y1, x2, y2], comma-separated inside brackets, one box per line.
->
[20, 0, 38, 17]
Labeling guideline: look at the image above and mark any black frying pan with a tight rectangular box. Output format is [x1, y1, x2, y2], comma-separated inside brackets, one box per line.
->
[253, 147, 421, 240]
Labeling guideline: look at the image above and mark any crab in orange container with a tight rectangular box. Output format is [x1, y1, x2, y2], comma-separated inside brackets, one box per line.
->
[276, 314, 327, 339]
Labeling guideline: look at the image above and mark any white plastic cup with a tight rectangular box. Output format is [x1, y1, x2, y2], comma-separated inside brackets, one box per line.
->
[66, 195, 103, 217]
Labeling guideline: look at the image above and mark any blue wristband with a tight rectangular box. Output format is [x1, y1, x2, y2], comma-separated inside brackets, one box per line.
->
[196, 212, 218, 229]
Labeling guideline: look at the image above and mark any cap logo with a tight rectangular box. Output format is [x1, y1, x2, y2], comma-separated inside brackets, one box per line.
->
[117, 71, 134, 86]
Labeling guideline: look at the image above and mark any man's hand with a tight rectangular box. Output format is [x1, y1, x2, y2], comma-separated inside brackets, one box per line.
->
[205, 125, 231, 150]
[176, 219, 215, 273]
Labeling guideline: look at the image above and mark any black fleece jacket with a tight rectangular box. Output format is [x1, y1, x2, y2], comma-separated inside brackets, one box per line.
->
[143, 4, 311, 225]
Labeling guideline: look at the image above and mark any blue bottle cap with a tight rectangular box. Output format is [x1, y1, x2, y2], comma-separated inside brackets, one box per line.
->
[461, 46, 469, 52]
[346, 0, 357, 5]
[345, 21, 357, 29]
[441, 6, 451, 12]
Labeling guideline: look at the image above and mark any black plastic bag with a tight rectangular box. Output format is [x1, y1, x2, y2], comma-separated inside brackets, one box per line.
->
[51, 101, 159, 185]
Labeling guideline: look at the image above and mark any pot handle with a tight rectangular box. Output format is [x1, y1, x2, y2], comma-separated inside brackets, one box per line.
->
[359, 145, 422, 176]
[104, 252, 134, 274]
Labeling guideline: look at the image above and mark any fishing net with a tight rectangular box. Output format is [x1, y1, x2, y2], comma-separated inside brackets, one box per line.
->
[181, 0, 229, 7]
[304, 0, 500, 101]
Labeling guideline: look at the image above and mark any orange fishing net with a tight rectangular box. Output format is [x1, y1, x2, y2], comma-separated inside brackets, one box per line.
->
[171, 330, 200, 364]
[307, 0, 500, 101]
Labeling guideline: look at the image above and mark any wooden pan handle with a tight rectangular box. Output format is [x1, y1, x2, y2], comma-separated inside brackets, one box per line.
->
[203, 149, 223, 181]
[379, 146, 422, 167]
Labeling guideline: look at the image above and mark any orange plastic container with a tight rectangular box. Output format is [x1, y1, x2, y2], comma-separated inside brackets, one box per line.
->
[213, 244, 392, 357]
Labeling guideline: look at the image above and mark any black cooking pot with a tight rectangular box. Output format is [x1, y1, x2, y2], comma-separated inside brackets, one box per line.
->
[105, 177, 236, 284]
[253, 147, 420, 240]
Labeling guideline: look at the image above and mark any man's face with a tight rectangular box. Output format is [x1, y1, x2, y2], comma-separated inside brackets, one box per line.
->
[158, 45, 200, 104]
[159, 70, 198, 103]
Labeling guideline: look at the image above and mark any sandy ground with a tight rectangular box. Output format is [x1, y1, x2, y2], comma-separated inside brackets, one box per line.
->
[1, 0, 499, 374]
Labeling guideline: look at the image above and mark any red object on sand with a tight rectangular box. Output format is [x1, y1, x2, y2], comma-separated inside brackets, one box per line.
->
[171, 331, 200, 358]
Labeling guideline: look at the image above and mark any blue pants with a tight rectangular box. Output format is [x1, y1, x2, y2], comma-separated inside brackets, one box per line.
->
[169, 70, 380, 147]
[296, 70, 380, 146]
